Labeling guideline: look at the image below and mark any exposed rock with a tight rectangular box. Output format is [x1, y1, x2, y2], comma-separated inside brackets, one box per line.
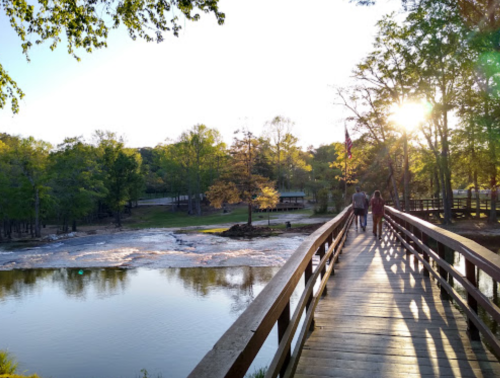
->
[219, 224, 275, 237]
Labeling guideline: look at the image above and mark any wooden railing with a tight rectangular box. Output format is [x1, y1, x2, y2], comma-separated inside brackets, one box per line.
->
[386, 198, 498, 212]
[188, 206, 354, 378]
[384, 206, 500, 355]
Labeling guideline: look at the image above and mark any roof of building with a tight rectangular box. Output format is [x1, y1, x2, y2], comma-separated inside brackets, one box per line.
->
[279, 192, 305, 198]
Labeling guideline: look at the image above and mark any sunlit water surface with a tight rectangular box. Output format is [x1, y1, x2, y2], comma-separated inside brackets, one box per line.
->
[0, 230, 308, 378]
[0, 230, 305, 269]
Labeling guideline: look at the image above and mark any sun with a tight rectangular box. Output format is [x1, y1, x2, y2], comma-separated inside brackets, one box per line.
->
[390, 101, 430, 131]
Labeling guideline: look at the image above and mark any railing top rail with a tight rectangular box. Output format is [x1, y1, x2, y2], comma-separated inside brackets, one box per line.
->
[188, 205, 353, 378]
[385, 206, 500, 281]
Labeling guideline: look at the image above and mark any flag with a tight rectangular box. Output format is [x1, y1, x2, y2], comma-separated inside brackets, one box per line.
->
[345, 128, 353, 159]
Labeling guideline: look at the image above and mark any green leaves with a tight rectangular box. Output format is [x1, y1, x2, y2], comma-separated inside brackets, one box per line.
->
[1, 0, 224, 113]
[0, 64, 25, 113]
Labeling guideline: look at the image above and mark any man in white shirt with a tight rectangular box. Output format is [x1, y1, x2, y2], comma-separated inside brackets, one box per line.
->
[352, 186, 366, 231]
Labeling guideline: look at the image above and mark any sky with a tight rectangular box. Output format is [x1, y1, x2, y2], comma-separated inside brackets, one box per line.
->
[0, 0, 402, 149]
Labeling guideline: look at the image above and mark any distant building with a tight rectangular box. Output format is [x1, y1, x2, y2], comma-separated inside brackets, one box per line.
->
[279, 191, 306, 204]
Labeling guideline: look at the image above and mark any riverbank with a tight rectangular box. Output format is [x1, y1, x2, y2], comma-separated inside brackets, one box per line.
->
[437, 218, 500, 238]
[436, 219, 500, 254]
[0, 204, 331, 247]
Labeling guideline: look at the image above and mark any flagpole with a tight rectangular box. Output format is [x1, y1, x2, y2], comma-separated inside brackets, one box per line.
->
[344, 124, 348, 203]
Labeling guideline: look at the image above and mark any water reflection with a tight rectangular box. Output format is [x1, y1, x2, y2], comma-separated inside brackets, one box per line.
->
[0, 268, 130, 301]
[0, 266, 278, 302]
[165, 267, 277, 314]
[0, 266, 280, 378]
[0, 269, 52, 300]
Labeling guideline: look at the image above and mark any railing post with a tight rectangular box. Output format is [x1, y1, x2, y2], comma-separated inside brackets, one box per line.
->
[327, 232, 333, 264]
[330, 227, 338, 266]
[278, 301, 291, 377]
[318, 243, 327, 296]
[339, 224, 344, 255]
[304, 259, 315, 331]
[465, 259, 480, 341]
[437, 242, 449, 300]
[421, 231, 430, 277]
[411, 224, 419, 272]
[404, 220, 410, 253]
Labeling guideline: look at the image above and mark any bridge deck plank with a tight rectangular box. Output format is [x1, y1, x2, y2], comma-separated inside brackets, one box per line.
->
[295, 218, 500, 377]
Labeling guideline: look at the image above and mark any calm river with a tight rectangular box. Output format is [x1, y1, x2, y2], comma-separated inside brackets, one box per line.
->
[0, 230, 307, 378]
[0, 266, 305, 378]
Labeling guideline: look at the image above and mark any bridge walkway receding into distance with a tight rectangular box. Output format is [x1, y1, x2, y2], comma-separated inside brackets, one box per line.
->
[294, 218, 500, 378]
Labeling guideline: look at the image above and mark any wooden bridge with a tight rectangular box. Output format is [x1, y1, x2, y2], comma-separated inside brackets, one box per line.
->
[189, 206, 500, 378]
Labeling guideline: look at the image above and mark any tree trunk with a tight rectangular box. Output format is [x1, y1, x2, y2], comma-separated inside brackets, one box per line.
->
[34, 187, 41, 237]
[195, 170, 202, 216]
[438, 158, 452, 225]
[388, 160, 401, 210]
[72, 220, 77, 232]
[440, 127, 453, 224]
[467, 187, 472, 213]
[115, 211, 122, 227]
[187, 170, 193, 215]
[474, 171, 480, 219]
[433, 168, 440, 199]
[403, 132, 410, 212]
[247, 203, 253, 226]
[490, 177, 498, 222]
[484, 89, 497, 223]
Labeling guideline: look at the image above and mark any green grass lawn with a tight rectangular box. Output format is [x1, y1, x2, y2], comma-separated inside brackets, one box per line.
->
[123, 206, 315, 229]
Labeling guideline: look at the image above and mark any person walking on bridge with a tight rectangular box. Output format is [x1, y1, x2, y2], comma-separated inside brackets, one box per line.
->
[363, 191, 369, 230]
[370, 190, 385, 240]
[352, 186, 366, 231]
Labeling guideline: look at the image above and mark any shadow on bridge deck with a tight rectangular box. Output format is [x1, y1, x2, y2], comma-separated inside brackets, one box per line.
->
[294, 217, 500, 377]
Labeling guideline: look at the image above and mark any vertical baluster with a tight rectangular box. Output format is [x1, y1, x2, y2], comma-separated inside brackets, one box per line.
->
[304, 258, 314, 331]
[437, 242, 449, 300]
[278, 301, 291, 377]
[327, 232, 333, 261]
[404, 220, 410, 254]
[318, 243, 326, 296]
[411, 224, 419, 272]
[398, 216, 404, 247]
[421, 231, 430, 277]
[331, 227, 338, 265]
[465, 259, 480, 341]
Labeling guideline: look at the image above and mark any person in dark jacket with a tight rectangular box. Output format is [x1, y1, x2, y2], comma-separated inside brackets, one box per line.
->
[370, 190, 385, 240]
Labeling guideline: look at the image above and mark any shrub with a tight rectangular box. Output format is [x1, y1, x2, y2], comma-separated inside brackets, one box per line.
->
[331, 189, 344, 213]
[314, 188, 329, 214]
[246, 366, 267, 378]
[0, 351, 18, 375]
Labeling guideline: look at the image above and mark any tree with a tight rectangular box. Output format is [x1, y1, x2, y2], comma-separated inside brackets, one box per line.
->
[336, 84, 403, 209]
[2, 0, 225, 113]
[95, 131, 142, 227]
[253, 186, 279, 225]
[183, 125, 226, 216]
[265, 116, 293, 190]
[49, 137, 106, 232]
[206, 129, 275, 226]
[0, 135, 52, 237]
[341, 4, 475, 224]
[306, 144, 342, 203]
[156, 124, 226, 215]
[264, 116, 311, 191]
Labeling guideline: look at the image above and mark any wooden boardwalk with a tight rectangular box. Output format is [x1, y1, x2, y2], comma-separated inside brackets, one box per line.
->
[295, 218, 500, 378]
